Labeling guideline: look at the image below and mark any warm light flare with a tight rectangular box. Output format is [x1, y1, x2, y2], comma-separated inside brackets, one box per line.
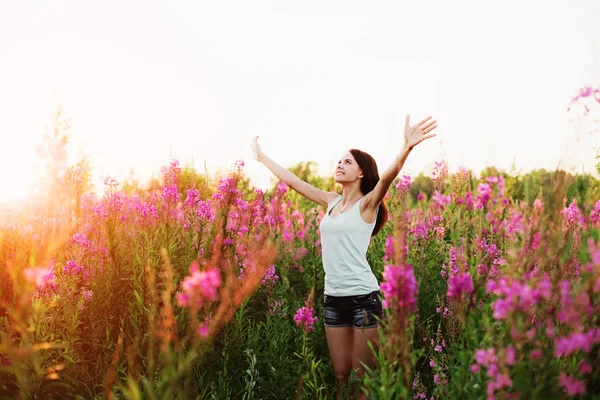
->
[0, 148, 37, 204]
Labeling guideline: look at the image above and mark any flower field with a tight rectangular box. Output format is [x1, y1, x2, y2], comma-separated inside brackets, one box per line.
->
[1, 157, 599, 399]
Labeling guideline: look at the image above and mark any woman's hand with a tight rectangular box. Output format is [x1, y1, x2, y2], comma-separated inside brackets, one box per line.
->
[251, 136, 265, 162]
[404, 115, 438, 149]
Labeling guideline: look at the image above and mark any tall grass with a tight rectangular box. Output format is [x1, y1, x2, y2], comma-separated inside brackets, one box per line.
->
[1, 149, 600, 399]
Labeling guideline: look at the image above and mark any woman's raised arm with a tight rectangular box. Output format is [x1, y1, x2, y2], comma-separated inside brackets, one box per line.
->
[251, 136, 338, 207]
[363, 115, 438, 209]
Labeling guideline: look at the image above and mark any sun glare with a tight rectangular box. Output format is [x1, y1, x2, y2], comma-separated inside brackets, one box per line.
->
[0, 148, 37, 204]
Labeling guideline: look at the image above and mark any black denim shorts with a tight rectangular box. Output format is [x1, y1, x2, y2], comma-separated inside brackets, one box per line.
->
[323, 291, 383, 329]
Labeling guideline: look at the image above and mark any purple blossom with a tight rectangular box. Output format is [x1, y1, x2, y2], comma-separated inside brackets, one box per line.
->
[196, 200, 215, 221]
[24, 266, 55, 288]
[197, 323, 210, 338]
[233, 159, 245, 170]
[162, 184, 180, 204]
[140, 202, 159, 221]
[277, 182, 288, 195]
[81, 289, 93, 302]
[561, 199, 584, 227]
[282, 228, 293, 243]
[395, 174, 412, 194]
[558, 372, 586, 397]
[161, 160, 181, 186]
[554, 330, 600, 357]
[432, 190, 452, 209]
[261, 265, 279, 286]
[293, 247, 308, 260]
[63, 260, 84, 275]
[269, 299, 287, 318]
[294, 306, 318, 332]
[486, 276, 550, 320]
[590, 200, 600, 227]
[384, 235, 395, 261]
[446, 272, 474, 299]
[432, 160, 448, 186]
[184, 189, 200, 208]
[476, 183, 492, 206]
[380, 263, 418, 312]
[176, 262, 222, 309]
[410, 220, 429, 241]
[71, 232, 90, 249]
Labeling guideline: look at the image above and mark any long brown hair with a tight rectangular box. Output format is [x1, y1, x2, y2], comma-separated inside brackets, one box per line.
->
[349, 149, 389, 237]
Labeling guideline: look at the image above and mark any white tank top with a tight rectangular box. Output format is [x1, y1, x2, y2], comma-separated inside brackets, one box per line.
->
[319, 195, 380, 296]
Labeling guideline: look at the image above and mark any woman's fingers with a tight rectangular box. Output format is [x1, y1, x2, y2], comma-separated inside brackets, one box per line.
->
[423, 124, 438, 134]
[417, 116, 432, 126]
[422, 132, 437, 141]
[421, 120, 437, 131]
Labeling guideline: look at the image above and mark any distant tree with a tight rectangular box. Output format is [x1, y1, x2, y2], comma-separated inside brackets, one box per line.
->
[480, 166, 509, 180]
[409, 174, 434, 203]
[179, 162, 213, 200]
[566, 173, 600, 210]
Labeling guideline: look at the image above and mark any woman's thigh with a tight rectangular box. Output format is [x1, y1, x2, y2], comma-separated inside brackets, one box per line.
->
[325, 326, 354, 376]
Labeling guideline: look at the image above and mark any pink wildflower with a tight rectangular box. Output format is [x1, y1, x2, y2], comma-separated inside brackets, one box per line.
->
[558, 372, 586, 397]
[395, 174, 412, 194]
[294, 306, 318, 332]
[196, 200, 215, 221]
[233, 159, 245, 170]
[197, 323, 211, 338]
[561, 199, 584, 227]
[432, 160, 448, 186]
[176, 262, 222, 309]
[71, 232, 90, 248]
[505, 346, 516, 365]
[140, 202, 159, 221]
[579, 362, 592, 375]
[63, 260, 84, 275]
[554, 330, 599, 357]
[529, 349, 542, 360]
[476, 183, 492, 206]
[269, 299, 287, 318]
[380, 263, 418, 311]
[184, 189, 200, 208]
[590, 200, 600, 227]
[24, 266, 55, 288]
[384, 235, 395, 261]
[276, 182, 288, 195]
[282, 229, 293, 244]
[261, 265, 279, 286]
[293, 247, 308, 260]
[81, 289, 93, 302]
[162, 184, 180, 204]
[446, 272, 474, 299]
[432, 190, 452, 209]
[161, 160, 181, 186]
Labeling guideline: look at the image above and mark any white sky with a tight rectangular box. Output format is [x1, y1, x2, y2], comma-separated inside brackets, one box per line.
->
[1, 0, 599, 201]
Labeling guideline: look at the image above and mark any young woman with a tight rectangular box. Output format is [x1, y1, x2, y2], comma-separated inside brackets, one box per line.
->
[251, 114, 437, 399]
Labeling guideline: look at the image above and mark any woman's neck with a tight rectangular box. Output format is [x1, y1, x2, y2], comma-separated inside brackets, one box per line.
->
[341, 185, 363, 204]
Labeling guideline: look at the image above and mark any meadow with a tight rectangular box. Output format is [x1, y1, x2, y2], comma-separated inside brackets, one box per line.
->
[1, 118, 600, 399]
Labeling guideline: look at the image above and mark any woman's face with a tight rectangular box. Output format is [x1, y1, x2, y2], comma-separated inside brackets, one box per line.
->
[334, 151, 363, 184]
